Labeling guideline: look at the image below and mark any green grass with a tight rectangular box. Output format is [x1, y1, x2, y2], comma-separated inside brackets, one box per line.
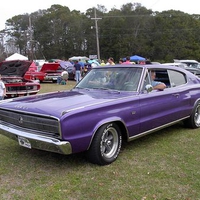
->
[0, 82, 200, 200]
[38, 80, 76, 94]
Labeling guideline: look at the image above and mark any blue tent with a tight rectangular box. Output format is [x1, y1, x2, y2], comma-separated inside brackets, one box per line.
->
[130, 55, 145, 62]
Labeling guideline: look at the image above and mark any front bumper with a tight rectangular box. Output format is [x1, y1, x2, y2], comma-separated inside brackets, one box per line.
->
[44, 76, 59, 81]
[0, 124, 72, 155]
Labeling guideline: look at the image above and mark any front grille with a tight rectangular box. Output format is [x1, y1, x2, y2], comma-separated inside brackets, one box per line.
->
[0, 109, 60, 137]
[7, 85, 35, 91]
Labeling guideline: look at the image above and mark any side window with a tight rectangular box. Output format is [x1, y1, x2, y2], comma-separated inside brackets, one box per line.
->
[142, 69, 169, 91]
[154, 70, 169, 86]
[141, 71, 151, 92]
[168, 70, 186, 87]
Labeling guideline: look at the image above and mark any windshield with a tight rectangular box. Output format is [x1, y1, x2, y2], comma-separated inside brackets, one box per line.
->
[76, 67, 142, 91]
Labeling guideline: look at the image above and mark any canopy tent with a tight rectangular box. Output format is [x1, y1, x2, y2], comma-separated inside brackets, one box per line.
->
[69, 56, 89, 63]
[5, 53, 28, 61]
[130, 55, 145, 62]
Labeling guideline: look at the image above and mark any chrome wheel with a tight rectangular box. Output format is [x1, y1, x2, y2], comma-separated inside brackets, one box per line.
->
[87, 123, 122, 165]
[184, 101, 200, 128]
[194, 104, 200, 127]
[100, 126, 119, 159]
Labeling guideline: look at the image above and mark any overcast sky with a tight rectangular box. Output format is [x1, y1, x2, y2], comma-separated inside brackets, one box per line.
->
[1, 0, 200, 30]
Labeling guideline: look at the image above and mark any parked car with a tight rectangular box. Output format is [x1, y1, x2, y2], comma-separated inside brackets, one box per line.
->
[0, 64, 200, 165]
[66, 65, 75, 80]
[24, 61, 46, 82]
[174, 59, 200, 68]
[25, 61, 75, 82]
[40, 63, 64, 82]
[59, 60, 75, 80]
[162, 62, 200, 77]
[0, 60, 40, 98]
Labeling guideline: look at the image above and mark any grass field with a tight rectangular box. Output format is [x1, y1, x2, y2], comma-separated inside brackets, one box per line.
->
[0, 82, 200, 200]
[38, 80, 76, 94]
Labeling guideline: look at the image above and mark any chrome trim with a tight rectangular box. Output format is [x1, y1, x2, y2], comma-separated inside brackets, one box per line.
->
[6, 90, 39, 93]
[0, 108, 63, 138]
[62, 95, 138, 114]
[128, 117, 189, 141]
[0, 124, 72, 155]
[87, 118, 129, 150]
[0, 107, 60, 120]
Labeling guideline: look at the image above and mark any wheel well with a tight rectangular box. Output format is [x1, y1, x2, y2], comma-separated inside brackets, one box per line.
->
[114, 121, 128, 142]
[88, 120, 128, 151]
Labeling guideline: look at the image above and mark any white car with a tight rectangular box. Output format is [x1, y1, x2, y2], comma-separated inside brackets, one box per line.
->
[162, 62, 187, 68]
[174, 59, 199, 68]
[162, 62, 200, 77]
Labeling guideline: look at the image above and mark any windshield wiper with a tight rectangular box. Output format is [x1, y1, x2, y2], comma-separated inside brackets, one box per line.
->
[75, 87, 92, 91]
[92, 87, 111, 90]
[92, 87, 121, 93]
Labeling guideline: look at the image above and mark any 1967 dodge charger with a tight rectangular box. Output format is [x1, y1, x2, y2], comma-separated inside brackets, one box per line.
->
[0, 64, 200, 165]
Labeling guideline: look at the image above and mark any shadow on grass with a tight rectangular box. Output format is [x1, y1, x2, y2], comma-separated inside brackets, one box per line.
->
[17, 147, 89, 167]
[121, 121, 185, 151]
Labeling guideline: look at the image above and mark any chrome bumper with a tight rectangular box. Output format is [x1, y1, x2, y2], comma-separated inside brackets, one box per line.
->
[0, 124, 72, 155]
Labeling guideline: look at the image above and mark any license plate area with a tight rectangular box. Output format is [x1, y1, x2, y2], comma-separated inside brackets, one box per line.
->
[18, 136, 31, 149]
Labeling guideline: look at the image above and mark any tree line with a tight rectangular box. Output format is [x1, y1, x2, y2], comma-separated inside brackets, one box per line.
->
[0, 2, 200, 63]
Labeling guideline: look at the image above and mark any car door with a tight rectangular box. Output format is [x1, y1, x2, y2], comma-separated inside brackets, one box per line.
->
[139, 69, 190, 133]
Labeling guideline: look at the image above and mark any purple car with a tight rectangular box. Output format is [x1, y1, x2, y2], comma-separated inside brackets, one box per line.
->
[0, 64, 200, 165]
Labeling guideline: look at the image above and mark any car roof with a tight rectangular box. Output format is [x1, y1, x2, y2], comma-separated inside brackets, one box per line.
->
[95, 64, 190, 72]
[175, 59, 198, 63]
[162, 62, 187, 67]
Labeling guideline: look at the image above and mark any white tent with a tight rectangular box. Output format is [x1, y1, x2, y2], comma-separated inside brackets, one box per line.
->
[69, 56, 89, 62]
[5, 53, 28, 61]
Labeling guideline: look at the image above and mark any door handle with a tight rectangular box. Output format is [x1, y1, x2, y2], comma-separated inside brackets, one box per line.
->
[172, 93, 179, 97]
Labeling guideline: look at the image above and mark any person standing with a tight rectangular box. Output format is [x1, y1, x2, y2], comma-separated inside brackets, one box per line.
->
[123, 56, 132, 64]
[78, 59, 85, 77]
[100, 60, 106, 66]
[0, 74, 6, 100]
[74, 60, 82, 83]
[106, 57, 115, 65]
[119, 58, 124, 64]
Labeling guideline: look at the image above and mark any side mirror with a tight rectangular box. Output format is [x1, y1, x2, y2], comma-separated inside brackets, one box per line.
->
[145, 84, 153, 93]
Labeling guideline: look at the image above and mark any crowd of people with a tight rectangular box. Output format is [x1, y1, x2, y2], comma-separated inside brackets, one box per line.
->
[70, 56, 151, 82]
[68, 56, 165, 90]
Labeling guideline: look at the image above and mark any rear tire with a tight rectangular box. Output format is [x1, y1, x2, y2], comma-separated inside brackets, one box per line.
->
[86, 123, 122, 165]
[184, 101, 200, 128]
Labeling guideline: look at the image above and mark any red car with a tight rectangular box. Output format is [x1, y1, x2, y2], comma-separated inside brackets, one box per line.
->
[0, 60, 40, 98]
[25, 62, 64, 83]
[24, 61, 46, 82]
[41, 63, 63, 82]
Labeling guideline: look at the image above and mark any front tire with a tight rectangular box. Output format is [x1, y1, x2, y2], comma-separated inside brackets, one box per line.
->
[184, 101, 200, 128]
[87, 123, 122, 165]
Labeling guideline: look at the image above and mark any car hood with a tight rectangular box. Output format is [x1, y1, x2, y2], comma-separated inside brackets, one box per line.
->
[0, 60, 32, 77]
[0, 89, 135, 118]
[40, 63, 60, 72]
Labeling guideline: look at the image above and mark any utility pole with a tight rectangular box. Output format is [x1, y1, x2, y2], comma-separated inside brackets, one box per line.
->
[91, 8, 102, 60]
[28, 16, 34, 60]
